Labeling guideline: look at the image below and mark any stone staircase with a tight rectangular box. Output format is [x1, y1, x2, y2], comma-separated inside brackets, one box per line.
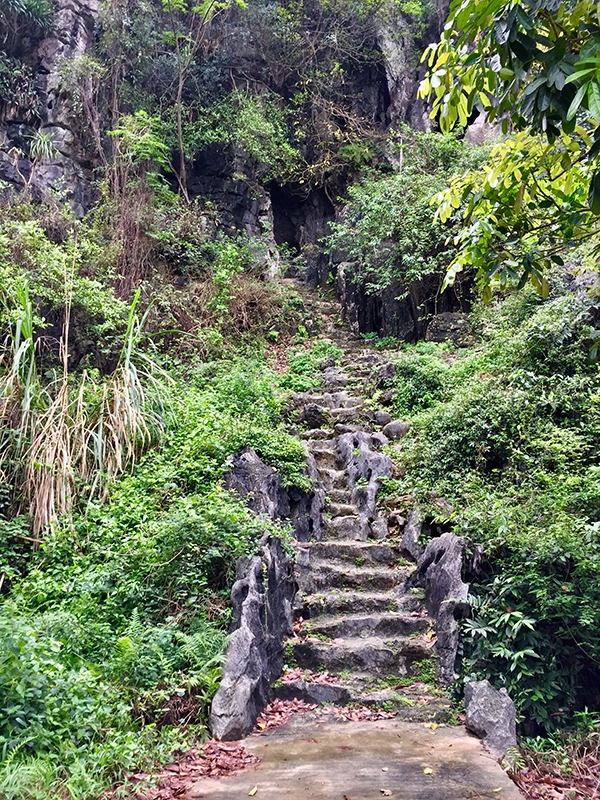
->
[275, 289, 451, 721]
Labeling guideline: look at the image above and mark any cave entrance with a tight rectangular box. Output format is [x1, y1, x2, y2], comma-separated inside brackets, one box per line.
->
[270, 183, 305, 252]
[269, 182, 336, 285]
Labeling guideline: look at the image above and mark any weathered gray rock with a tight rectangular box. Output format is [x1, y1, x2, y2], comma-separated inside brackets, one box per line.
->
[322, 367, 348, 389]
[337, 431, 393, 540]
[375, 6, 429, 133]
[225, 448, 282, 519]
[0, 0, 99, 212]
[374, 361, 397, 387]
[374, 410, 392, 427]
[300, 403, 330, 430]
[401, 507, 422, 561]
[425, 312, 471, 345]
[224, 447, 324, 542]
[405, 532, 470, 684]
[464, 680, 518, 759]
[210, 534, 296, 741]
[382, 420, 409, 440]
[371, 431, 389, 449]
[275, 679, 351, 706]
[370, 516, 388, 540]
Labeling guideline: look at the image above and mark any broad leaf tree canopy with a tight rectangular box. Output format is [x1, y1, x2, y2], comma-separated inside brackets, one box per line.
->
[421, 0, 600, 294]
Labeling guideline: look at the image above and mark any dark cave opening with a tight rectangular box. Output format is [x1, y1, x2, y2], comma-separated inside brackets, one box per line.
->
[270, 182, 336, 285]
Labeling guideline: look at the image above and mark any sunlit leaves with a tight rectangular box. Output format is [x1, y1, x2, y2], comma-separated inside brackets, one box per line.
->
[434, 132, 598, 294]
[419, 0, 600, 292]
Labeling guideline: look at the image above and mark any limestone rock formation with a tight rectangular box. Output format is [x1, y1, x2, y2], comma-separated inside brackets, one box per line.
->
[401, 507, 423, 561]
[210, 534, 296, 741]
[0, 0, 99, 213]
[464, 680, 518, 759]
[382, 419, 409, 440]
[425, 311, 471, 345]
[405, 531, 470, 684]
[337, 430, 393, 540]
[224, 446, 324, 543]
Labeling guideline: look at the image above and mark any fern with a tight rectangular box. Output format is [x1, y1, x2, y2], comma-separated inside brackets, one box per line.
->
[177, 624, 228, 672]
[502, 747, 525, 773]
[0, 756, 56, 800]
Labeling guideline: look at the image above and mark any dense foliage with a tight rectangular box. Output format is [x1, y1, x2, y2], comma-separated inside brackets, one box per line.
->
[384, 280, 600, 731]
[421, 0, 600, 294]
[327, 130, 488, 294]
[0, 353, 310, 797]
[0, 178, 318, 796]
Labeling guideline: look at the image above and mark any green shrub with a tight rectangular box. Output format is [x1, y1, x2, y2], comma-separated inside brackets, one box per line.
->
[392, 347, 448, 415]
[0, 352, 306, 794]
[279, 341, 343, 391]
[326, 130, 489, 293]
[395, 285, 600, 730]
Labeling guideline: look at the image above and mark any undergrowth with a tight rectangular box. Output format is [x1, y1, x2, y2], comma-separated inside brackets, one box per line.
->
[387, 277, 600, 733]
[0, 196, 311, 797]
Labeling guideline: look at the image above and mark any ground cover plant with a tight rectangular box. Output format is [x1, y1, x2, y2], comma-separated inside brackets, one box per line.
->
[0, 355, 308, 799]
[0, 188, 312, 798]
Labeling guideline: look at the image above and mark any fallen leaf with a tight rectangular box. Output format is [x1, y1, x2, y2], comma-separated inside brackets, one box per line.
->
[423, 768, 433, 775]
[430, 723, 438, 730]
[381, 767, 389, 772]
[493, 790, 502, 793]
[249, 787, 258, 797]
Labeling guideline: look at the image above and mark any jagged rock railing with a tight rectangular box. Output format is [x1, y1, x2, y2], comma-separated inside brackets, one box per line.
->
[210, 533, 296, 741]
[404, 528, 470, 685]
[210, 447, 324, 740]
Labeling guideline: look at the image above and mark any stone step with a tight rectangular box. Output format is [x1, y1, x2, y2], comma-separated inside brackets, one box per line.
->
[309, 562, 400, 591]
[302, 590, 400, 617]
[326, 488, 353, 504]
[292, 636, 432, 676]
[323, 515, 362, 540]
[302, 612, 430, 639]
[308, 540, 402, 567]
[328, 502, 357, 518]
[318, 468, 347, 490]
[274, 680, 451, 722]
[307, 439, 337, 452]
[295, 392, 358, 409]
[299, 429, 334, 440]
[310, 450, 339, 470]
[329, 407, 363, 424]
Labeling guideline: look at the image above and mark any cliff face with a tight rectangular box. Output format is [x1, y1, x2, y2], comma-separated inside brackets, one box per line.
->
[0, 0, 98, 214]
[0, 0, 462, 340]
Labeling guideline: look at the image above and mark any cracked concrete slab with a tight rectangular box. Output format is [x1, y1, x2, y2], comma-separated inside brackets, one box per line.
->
[187, 715, 522, 799]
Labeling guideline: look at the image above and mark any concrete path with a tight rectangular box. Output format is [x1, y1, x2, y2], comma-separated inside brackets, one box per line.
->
[188, 715, 522, 799]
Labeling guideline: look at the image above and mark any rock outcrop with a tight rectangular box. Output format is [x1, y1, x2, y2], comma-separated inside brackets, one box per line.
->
[211, 446, 325, 739]
[405, 532, 470, 684]
[335, 260, 471, 344]
[0, 0, 99, 213]
[210, 534, 296, 741]
[224, 446, 324, 543]
[465, 680, 518, 759]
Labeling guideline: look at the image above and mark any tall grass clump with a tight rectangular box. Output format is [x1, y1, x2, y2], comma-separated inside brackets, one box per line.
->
[0, 281, 169, 535]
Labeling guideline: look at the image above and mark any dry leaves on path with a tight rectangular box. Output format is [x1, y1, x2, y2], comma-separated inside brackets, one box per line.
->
[135, 741, 260, 800]
[512, 765, 600, 800]
[317, 705, 398, 722]
[254, 698, 318, 732]
[280, 666, 341, 685]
